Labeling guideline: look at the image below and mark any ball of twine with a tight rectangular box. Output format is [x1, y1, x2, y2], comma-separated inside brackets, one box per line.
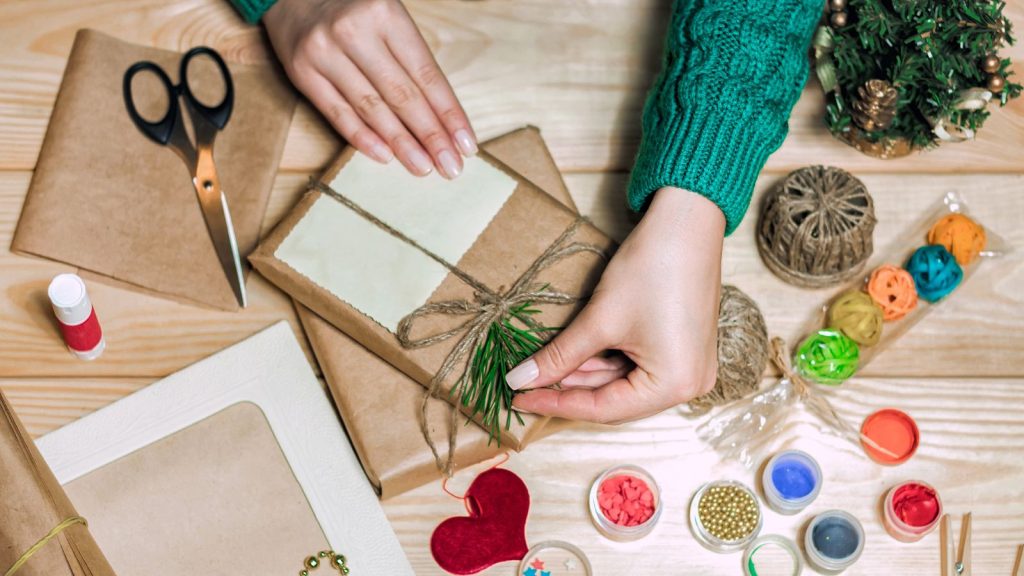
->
[927, 213, 987, 265]
[867, 265, 919, 321]
[686, 285, 770, 416]
[827, 290, 884, 346]
[795, 329, 860, 386]
[758, 166, 876, 288]
[906, 245, 963, 302]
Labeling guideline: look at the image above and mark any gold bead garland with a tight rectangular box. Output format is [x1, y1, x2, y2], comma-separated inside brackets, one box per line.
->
[697, 485, 761, 542]
[299, 550, 349, 576]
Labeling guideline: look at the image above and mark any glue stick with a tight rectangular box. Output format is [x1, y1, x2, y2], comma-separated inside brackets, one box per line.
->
[47, 273, 105, 360]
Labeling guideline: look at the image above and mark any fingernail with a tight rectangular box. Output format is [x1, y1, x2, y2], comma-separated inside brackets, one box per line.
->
[407, 148, 433, 176]
[438, 150, 461, 179]
[370, 143, 393, 164]
[506, 358, 538, 390]
[510, 404, 532, 414]
[454, 129, 478, 156]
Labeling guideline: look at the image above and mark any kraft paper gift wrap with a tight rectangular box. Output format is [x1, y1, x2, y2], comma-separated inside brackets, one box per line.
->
[297, 127, 578, 498]
[0, 387, 115, 576]
[251, 137, 613, 451]
[12, 29, 296, 310]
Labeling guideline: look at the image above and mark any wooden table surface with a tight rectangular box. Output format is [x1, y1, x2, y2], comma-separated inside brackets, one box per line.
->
[2, 1, 1023, 575]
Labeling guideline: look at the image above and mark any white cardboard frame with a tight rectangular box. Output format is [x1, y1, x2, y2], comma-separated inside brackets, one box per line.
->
[36, 321, 413, 576]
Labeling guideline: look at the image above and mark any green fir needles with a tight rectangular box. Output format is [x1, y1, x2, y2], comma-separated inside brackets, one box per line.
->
[454, 299, 553, 443]
[819, 0, 1021, 152]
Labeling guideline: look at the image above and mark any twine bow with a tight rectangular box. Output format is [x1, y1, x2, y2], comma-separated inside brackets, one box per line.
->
[309, 179, 606, 477]
[769, 337, 898, 459]
[397, 219, 606, 476]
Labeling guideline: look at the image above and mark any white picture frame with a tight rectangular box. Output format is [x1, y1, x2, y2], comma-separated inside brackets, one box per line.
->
[36, 321, 413, 576]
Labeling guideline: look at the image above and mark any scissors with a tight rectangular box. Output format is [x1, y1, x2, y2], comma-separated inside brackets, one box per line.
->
[122, 46, 246, 308]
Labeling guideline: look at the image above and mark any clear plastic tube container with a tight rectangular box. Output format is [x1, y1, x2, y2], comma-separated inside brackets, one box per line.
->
[882, 480, 943, 542]
[761, 449, 823, 515]
[689, 480, 763, 553]
[588, 465, 661, 541]
[743, 534, 803, 576]
[804, 510, 865, 574]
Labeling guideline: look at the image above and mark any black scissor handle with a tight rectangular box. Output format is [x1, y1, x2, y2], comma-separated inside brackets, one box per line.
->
[180, 46, 234, 129]
[123, 61, 181, 145]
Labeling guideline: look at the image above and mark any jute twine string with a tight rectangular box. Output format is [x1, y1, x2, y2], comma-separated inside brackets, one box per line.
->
[757, 166, 876, 288]
[687, 285, 770, 416]
[310, 181, 607, 476]
[769, 337, 898, 459]
[4, 516, 87, 576]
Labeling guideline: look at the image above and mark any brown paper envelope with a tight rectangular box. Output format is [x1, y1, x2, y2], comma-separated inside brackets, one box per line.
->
[63, 402, 329, 575]
[1, 387, 115, 576]
[252, 147, 614, 449]
[298, 127, 577, 498]
[11, 29, 296, 311]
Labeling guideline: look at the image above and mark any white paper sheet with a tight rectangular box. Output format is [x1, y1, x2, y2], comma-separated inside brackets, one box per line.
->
[276, 155, 517, 332]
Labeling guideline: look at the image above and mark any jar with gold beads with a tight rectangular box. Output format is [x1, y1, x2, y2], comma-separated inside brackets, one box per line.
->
[689, 480, 763, 553]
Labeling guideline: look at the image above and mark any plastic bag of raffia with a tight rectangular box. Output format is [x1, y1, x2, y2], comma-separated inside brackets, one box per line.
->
[698, 191, 1011, 467]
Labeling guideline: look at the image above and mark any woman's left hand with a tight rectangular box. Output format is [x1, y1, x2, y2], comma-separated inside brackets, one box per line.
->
[505, 186, 725, 423]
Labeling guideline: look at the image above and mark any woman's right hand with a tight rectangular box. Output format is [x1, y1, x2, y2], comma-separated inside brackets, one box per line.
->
[263, 0, 477, 179]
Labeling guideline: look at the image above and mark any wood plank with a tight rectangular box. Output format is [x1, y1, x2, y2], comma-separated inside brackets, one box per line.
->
[0, 171, 315, 378]
[0, 0, 1021, 173]
[565, 171, 1024, 378]
[7, 375, 1023, 575]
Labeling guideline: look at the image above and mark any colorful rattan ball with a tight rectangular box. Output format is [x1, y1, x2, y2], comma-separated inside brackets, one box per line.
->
[927, 213, 987, 265]
[905, 245, 963, 303]
[795, 329, 860, 386]
[867, 265, 919, 321]
[827, 290, 883, 346]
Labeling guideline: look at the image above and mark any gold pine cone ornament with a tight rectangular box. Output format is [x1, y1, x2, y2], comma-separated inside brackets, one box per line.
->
[851, 79, 898, 132]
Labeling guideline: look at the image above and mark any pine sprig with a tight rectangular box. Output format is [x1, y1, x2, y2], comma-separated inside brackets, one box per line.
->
[454, 298, 556, 443]
[824, 0, 1021, 149]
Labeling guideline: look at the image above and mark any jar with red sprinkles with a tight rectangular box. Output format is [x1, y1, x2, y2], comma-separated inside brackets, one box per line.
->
[588, 465, 661, 541]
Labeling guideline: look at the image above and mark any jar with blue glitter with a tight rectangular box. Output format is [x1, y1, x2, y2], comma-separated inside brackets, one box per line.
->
[905, 244, 963, 302]
[804, 510, 865, 574]
[761, 449, 822, 515]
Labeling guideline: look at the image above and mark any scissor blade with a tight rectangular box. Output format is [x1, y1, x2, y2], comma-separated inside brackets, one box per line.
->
[194, 181, 247, 308]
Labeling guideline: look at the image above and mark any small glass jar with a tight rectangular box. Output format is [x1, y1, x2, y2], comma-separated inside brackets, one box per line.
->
[804, 510, 865, 574]
[689, 480, 763, 553]
[761, 449, 823, 515]
[588, 465, 661, 541]
[742, 534, 803, 576]
[882, 480, 943, 542]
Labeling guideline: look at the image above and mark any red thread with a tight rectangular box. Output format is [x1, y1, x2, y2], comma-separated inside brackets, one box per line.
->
[58, 309, 103, 352]
[441, 453, 510, 515]
[891, 483, 940, 527]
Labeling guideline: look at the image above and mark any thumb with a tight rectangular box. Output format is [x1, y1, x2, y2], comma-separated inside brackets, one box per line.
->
[505, 306, 610, 391]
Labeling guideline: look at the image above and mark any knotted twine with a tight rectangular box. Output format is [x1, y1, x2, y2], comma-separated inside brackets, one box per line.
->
[309, 180, 607, 476]
[699, 337, 897, 465]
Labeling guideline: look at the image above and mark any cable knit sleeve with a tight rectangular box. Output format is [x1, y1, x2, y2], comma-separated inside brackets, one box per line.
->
[227, 0, 277, 23]
[627, 0, 821, 235]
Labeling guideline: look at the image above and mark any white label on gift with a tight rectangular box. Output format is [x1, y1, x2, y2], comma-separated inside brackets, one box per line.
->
[275, 154, 517, 332]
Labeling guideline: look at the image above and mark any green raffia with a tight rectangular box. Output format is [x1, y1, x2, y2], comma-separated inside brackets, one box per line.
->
[795, 329, 860, 386]
[452, 298, 556, 443]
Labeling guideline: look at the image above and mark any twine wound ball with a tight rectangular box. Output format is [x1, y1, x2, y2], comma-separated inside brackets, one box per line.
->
[927, 213, 987, 265]
[867, 265, 919, 321]
[906, 245, 963, 303]
[687, 285, 770, 415]
[827, 290, 884, 346]
[758, 166, 876, 288]
[795, 329, 860, 386]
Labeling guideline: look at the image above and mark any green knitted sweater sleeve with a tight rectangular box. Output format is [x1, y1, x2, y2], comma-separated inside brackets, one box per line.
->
[627, 0, 821, 235]
[227, 0, 277, 23]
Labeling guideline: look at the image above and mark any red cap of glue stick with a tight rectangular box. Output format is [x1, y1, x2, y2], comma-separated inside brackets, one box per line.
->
[47, 273, 105, 360]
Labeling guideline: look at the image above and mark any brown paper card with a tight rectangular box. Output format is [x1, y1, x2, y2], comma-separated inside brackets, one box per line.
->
[11, 29, 296, 311]
[252, 142, 613, 450]
[298, 127, 577, 498]
[63, 403, 329, 575]
[0, 387, 115, 576]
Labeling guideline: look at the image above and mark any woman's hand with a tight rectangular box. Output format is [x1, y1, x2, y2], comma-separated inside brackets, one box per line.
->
[263, 0, 476, 178]
[506, 187, 725, 423]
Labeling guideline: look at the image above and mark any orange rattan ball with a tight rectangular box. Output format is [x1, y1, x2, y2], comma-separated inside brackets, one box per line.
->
[867, 265, 919, 321]
[927, 213, 986, 265]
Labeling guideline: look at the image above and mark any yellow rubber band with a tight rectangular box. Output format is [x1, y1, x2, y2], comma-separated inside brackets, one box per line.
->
[4, 516, 87, 576]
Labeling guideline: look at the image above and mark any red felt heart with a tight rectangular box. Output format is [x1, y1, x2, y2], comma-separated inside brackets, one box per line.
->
[431, 468, 530, 574]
